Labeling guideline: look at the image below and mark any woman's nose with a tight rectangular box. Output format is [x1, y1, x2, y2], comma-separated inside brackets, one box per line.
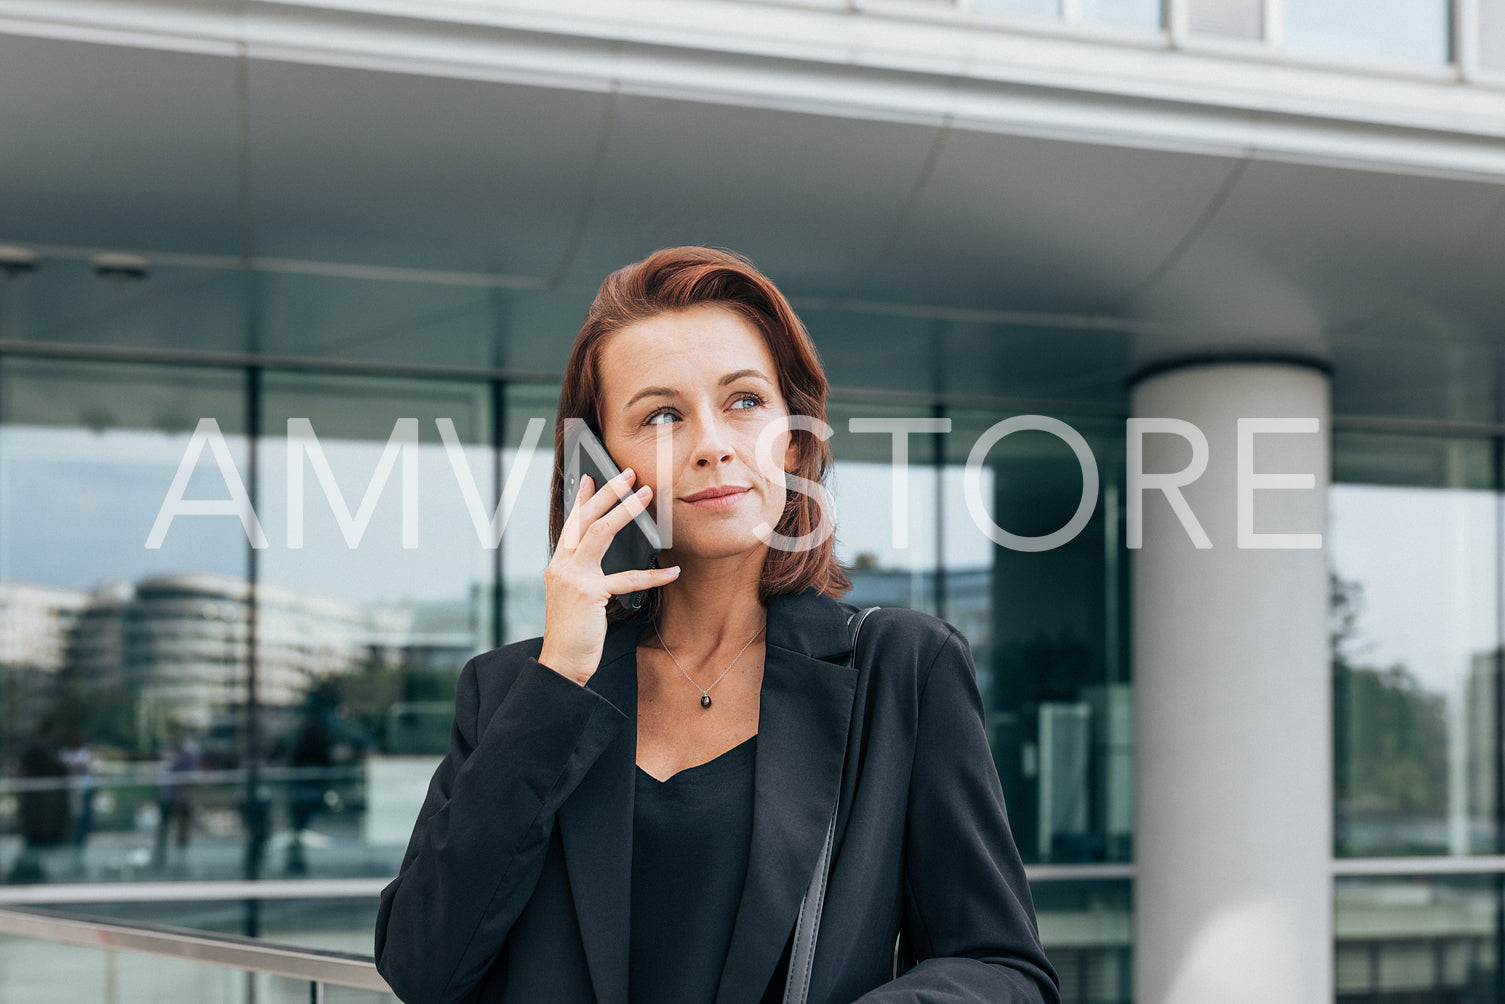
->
[691, 410, 735, 467]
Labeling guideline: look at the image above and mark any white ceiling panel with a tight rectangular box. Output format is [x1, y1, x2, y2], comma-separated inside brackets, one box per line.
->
[850, 129, 1242, 315]
[1132, 159, 1504, 337]
[557, 93, 943, 299]
[0, 34, 241, 254]
[245, 59, 613, 276]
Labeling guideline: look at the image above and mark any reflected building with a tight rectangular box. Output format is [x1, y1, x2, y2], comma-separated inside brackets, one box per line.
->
[0, 582, 89, 745]
[43, 573, 470, 755]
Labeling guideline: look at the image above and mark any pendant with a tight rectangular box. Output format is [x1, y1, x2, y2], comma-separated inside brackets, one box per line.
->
[700, 694, 712, 709]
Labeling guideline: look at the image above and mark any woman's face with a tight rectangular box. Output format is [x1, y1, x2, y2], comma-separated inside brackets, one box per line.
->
[597, 303, 799, 563]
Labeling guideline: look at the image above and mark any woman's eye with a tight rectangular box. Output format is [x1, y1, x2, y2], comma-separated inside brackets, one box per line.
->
[642, 394, 762, 426]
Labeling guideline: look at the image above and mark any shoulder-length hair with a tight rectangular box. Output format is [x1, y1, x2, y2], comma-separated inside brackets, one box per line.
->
[548, 245, 852, 623]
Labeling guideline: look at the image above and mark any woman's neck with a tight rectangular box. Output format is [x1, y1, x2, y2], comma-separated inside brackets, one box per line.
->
[642, 553, 768, 660]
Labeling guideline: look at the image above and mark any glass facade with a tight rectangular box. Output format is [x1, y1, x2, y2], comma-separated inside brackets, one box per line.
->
[972, 0, 1161, 28]
[1330, 430, 1505, 1001]
[1188, 0, 1264, 38]
[1331, 432, 1498, 859]
[967, 0, 1461, 64]
[1184, 0, 1456, 63]
[1335, 874, 1501, 1002]
[1482, 0, 1505, 69]
[15, 356, 1505, 1000]
[0, 359, 250, 886]
[1284, 0, 1452, 62]
[1081, 0, 1162, 28]
[973, 0, 1063, 19]
[0, 355, 1133, 999]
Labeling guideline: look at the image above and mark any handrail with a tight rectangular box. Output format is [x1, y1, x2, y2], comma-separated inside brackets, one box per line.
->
[0, 877, 392, 906]
[0, 905, 392, 993]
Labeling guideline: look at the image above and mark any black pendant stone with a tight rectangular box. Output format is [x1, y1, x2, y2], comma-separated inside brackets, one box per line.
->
[700, 694, 712, 709]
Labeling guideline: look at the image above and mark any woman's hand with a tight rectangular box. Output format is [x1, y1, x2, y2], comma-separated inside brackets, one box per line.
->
[538, 468, 681, 685]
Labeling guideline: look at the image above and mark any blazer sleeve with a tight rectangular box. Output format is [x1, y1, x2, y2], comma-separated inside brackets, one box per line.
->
[373, 651, 629, 1004]
[854, 627, 1061, 1003]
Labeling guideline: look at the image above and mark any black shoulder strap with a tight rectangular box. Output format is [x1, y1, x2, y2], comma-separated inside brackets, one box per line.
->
[782, 605, 880, 1004]
[843, 605, 879, 667]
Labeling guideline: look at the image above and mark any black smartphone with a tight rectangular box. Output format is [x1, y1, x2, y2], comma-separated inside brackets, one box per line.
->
[561, 418, 664, 610]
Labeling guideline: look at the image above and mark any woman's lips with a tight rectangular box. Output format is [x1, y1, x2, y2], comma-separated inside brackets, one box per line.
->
[683, 488, 750, 510]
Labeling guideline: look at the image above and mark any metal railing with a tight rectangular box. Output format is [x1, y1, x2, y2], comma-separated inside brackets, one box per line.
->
[0, 905, 392, 1001]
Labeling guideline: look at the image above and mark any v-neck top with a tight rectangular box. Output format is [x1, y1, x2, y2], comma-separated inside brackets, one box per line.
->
[629, 734, 758, 1004]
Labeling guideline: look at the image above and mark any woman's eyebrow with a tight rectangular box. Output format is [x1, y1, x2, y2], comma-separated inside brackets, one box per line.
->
[623, 369, 772, 410]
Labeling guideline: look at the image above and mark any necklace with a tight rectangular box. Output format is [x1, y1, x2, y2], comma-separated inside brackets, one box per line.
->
[652, 616, 766, 709]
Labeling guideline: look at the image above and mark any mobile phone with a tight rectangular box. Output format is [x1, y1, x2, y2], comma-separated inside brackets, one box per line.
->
[561, 418, 664, 610]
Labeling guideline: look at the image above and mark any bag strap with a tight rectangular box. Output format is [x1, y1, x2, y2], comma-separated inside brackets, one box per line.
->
[782, 605, 880, 1004]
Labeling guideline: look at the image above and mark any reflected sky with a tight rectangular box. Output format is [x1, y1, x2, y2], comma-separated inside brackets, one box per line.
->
[1328, 483, 1497, 695]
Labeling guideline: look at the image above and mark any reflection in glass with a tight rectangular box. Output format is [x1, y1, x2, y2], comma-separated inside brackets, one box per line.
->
[1284, 0, 1451, 62]
[944, 410, 1130, 865]
[828, 402, 944, 615]
[0, 359, 248, 886]
[1330, 433, 1497, 858]
[1335, 874, 1500, 1001]
[501, 383, 558, 645]
[1033, 877, 1133, 1003]
[255, 371, 494, 881]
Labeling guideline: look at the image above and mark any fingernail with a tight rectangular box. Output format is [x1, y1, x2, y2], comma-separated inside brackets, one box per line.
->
[621, 467, 634, 479]
[635, 485, 650, 497]
[666, 565, 681, 574]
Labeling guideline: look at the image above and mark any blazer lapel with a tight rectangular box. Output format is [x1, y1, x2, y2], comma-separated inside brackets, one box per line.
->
[715, 588, 859, 1004]
[557, 608, 647, 1004]
[554, 587, 857, 1004]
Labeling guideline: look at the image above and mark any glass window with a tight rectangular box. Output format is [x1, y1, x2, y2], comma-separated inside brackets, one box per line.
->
[255, 371, 494, 879]
[828, 401, 944, 615]
[1482, 0, 1505, 70]
[973, 0, 1063, 19]
[1188, 0, 1264, 38]
[1330, 433, 1497, 858]
[501, 383, 558, 645]
[1033, 877, 1134, 1001]
[1283, 0, 1452, 62]
[1335, 874, 1500, 1001]
[1083, 0, 1162, 29]
[0, 358, 248, 886]
[943, 409, 1130, 865]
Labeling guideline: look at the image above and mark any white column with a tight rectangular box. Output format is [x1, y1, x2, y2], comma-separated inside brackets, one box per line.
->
[1131, 361, 1332, 1004]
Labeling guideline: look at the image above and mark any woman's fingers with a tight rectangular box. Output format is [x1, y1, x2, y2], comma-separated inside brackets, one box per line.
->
[602, 564, 681, 596]
[575, 481, 654, 562]
[559, 468, 639, 552]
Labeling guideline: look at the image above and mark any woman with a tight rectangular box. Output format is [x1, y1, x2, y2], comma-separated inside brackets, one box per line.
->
[374, 246, 1058, 1003]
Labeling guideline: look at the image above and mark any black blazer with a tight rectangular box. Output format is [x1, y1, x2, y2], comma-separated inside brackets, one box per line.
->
[374, 585, 1059, 1003]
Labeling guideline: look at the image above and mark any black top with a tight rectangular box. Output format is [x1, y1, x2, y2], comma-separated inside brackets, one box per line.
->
[629, 734, 758, 1004]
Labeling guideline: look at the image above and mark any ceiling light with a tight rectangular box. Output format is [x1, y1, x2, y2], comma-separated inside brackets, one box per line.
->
[0, 245, 39, 277]
[92, 252, 151, 280]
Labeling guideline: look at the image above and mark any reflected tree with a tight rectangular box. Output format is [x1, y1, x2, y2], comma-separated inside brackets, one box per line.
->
[1332, 570, 1449, 855]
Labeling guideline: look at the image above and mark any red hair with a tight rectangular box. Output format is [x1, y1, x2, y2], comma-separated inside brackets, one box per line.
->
[548, 246, 852, 622]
